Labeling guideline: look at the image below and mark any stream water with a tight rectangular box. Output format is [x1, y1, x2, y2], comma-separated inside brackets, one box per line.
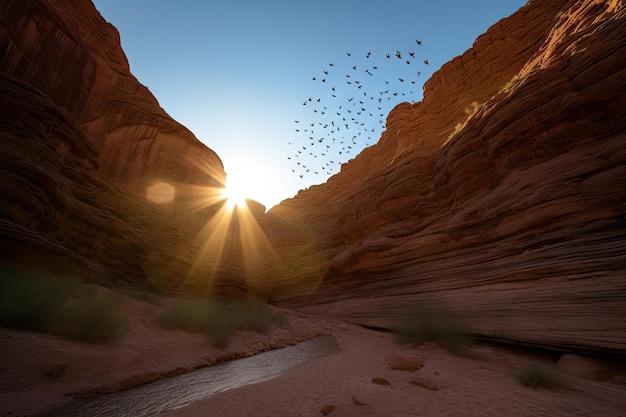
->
[38, 335, 339, 417]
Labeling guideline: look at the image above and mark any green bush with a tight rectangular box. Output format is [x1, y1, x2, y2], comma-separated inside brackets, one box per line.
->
[515, 363, 560, 390]
[158, 298, 286, 348]
[158, 299, 212, 333]
[393, 303, 472, 354]
[48, 294, 128, 343]
[0, 270, 78, 331]
[0, 269, 128, 343]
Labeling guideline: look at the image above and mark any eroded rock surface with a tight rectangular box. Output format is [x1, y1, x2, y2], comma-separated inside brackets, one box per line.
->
[1, 0, 624, 356]
[267, 0, 626, 355]
[0, 0, 268, 296]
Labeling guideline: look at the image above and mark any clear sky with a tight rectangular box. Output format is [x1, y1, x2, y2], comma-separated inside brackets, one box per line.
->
[92, 0, 527, 209]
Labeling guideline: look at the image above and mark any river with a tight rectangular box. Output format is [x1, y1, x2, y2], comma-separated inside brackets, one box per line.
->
[37, 335, 339, 416]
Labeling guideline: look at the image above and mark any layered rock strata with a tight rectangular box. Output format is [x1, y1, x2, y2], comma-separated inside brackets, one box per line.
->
[0, 0, 268, 295]
[1, 0, 624, 355]
[267, 0, 626, 355]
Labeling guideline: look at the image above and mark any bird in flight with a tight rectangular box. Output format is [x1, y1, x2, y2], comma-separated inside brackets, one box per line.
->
[290, 36, 429, 182]
[416, 39, 422, 45]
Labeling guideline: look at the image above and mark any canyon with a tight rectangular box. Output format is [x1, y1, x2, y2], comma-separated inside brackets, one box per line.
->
[264, 0, 626, 356]
[1, 0, 625, 359]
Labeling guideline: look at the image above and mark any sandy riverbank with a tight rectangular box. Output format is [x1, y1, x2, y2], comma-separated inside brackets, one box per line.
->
[159, 323, 626, 417]
[1, 289, 625, 417]
[0, 290, 335, 416]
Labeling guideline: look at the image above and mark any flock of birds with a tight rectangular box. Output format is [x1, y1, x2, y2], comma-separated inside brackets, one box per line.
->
[287, 39, 430, 182]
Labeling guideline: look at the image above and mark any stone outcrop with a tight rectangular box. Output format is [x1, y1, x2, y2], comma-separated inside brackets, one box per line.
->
[267, 0, 626, 356]
[0, 0, 225, 207]
[1, 0, 624, 357]
[0, 0, 268, 296]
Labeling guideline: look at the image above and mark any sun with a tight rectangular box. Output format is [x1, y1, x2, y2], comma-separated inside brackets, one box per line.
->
[220, 156, 282, 210]
[221, 171, 250, 209]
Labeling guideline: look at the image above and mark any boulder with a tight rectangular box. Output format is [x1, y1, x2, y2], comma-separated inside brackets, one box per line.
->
[389, 354, 425, 372]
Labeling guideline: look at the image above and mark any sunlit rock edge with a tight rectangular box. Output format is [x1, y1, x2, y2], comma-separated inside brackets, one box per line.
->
[0, 0, 624, 356]
[265, 0, 626, 356]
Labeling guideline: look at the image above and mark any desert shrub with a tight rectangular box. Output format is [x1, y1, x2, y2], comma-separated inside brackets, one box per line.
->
[0, 269, 128, 343]
[158, 299, 212, 333]
[515, 363, 560, 390]
[393, 303, 472, 354]
[0, 269, 78, 331]
[500, 74, 520, 92]
[48, 293, 128, 343]
[158, 298, 286, 348]
[464, 100, 480, 115]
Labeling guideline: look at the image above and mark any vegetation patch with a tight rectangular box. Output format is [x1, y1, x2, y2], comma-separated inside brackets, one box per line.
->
[158, 297, 286, 348]
[0, 269, 77, 331]
[0, 269, 128, 343]
[500, 74, 521, 92]
[515, 363, 561, 390]
[464, 100, 480, 115]
[48, 292, 128, 343]
[393, 303, 472, 354]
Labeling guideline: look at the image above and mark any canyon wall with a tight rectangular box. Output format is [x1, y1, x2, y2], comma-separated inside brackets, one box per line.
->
[0, 0, 269, 296]
[267, 0, 626, 356]
[1, 0, 624, 355]
[0, 0, 227, 207]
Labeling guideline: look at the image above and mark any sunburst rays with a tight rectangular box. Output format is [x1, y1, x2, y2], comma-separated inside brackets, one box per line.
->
[142, 159, 283, 297]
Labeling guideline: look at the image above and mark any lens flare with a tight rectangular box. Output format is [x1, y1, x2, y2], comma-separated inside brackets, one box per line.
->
[146, 182, 175, 203]
[158, 157, 285, 298]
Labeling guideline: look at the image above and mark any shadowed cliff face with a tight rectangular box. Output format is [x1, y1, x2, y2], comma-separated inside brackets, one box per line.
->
[0, 0, 271, 297]
[1, 0, 625, 355]
[267, 0, 626, 355]
[0, 0, 227, 221]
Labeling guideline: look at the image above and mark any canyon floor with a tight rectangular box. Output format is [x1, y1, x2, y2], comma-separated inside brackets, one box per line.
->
[1, 290, 625, 417]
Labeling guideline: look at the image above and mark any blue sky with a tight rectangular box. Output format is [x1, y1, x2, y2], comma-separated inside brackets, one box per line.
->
[92, 0, 527, 209]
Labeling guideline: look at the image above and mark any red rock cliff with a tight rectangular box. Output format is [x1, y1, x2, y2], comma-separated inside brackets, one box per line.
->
[266, 0, 626, 355]
[1, 0, 225, 190]
[0, 0, 269, 296]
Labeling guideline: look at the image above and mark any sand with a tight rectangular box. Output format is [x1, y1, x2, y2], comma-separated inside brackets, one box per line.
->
[1, 290, 625, 417]
[0, 290, 334, 416]
[160, 324, 626, 417]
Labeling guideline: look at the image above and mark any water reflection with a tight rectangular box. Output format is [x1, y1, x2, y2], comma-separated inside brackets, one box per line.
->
[38, 335, 338, 417]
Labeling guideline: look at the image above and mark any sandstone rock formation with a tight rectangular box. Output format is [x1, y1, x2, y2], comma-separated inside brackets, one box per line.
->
[266, 0, 626, 356]
[0, 0, 268, 296]
[1, 0, 624, 358]
[1, 0, 226, 216]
